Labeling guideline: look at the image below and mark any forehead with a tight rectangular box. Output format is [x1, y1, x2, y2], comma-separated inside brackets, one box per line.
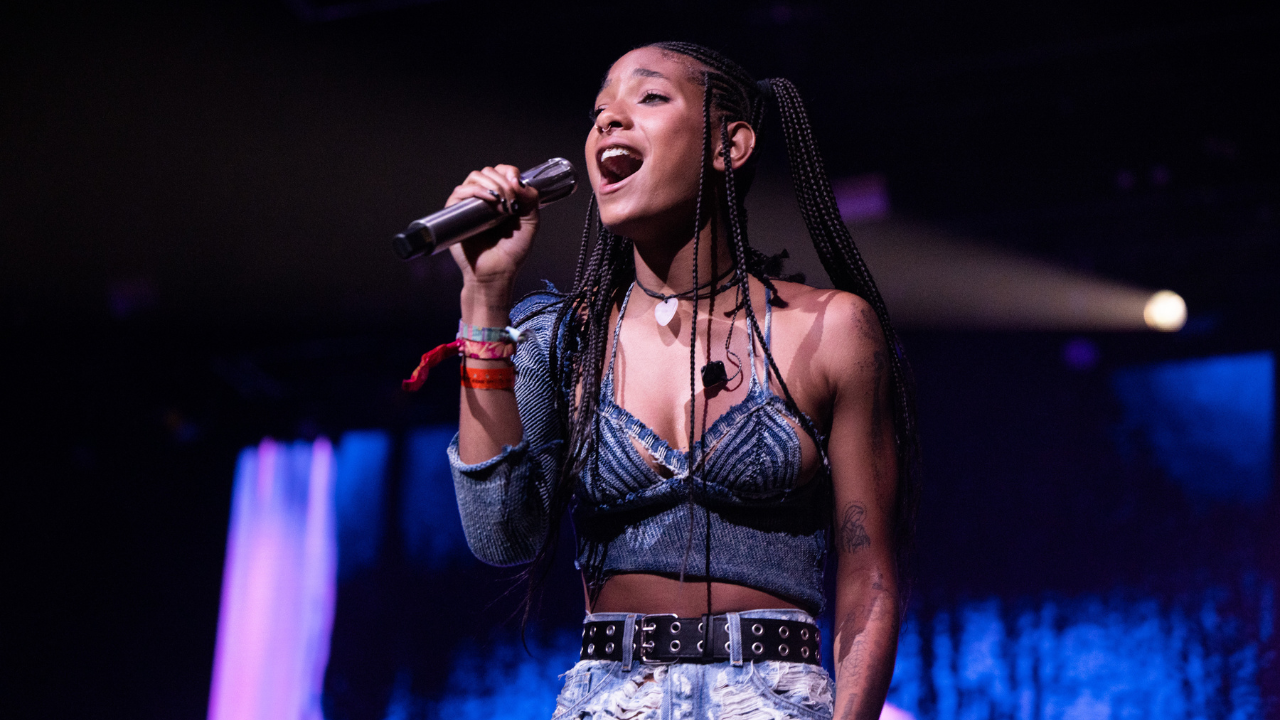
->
[598, 47, 702, 93]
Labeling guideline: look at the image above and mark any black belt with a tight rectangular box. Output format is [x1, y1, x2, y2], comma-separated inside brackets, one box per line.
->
[581, 614, 821, 665]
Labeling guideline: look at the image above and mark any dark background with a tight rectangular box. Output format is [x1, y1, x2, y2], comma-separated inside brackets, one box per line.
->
[3, 1, 1276, 717]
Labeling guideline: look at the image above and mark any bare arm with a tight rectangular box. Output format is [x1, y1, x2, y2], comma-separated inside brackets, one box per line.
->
[825, 297, 900, 719]
[448, 164, 541, 464]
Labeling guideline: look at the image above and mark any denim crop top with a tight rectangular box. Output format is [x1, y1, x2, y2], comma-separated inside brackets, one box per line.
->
[447, 284, 831, 613]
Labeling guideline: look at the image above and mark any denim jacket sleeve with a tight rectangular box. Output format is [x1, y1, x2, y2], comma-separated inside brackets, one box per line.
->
[447, 292, 565, 567]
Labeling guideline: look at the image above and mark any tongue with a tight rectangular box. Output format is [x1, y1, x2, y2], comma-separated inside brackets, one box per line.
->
[601, 153, 642, 183]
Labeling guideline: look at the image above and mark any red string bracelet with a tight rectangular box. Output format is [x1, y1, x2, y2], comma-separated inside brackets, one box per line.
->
[401, 339, 462, 392]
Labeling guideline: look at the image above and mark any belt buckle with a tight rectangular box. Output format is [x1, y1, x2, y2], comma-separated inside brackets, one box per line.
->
[637, 613, 678, 664]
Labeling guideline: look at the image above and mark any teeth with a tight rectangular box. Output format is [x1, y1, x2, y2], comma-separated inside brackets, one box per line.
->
[601, 147, 635, 160]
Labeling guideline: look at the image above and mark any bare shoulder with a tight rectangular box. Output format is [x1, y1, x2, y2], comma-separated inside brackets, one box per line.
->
[770, 279, 884, 355]
[770, 279, 886, 391]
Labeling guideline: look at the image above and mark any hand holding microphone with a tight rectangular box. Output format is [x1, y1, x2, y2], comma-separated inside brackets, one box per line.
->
[392, 158, 577, 274]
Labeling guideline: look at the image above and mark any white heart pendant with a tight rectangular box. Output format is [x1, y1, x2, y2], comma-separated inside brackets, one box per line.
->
[654, 297, 678, 326]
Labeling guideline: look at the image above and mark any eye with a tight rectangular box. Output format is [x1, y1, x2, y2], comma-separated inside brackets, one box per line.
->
[589, 106, 605, 122]
[640, 92, 669, 104]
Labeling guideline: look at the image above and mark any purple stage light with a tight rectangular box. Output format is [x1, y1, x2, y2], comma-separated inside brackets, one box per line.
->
[833, 174, 890, 223]
[879, 703, 916, 720]
[208, 438, 337, 720]
[1062, 337, 1100, 371]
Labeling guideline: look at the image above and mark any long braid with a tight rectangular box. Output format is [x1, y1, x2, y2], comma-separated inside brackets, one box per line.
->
[717, 119, 825, 452]
[676, 72, 709, 587]
[697, 74, 716, 617]
[519, 208, 632, 617]
[766, 79, 921, 587]
[686, 75, 711, 461]
[570, 194, 596, 292]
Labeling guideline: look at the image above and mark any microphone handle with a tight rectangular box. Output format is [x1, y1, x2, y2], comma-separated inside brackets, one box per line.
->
[392, 157, 578, 260]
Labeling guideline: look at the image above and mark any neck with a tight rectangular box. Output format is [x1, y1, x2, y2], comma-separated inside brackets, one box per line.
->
[633, 215, 736, 295]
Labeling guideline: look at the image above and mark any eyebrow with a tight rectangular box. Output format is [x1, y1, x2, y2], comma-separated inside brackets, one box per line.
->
[598, 67, 670, 92]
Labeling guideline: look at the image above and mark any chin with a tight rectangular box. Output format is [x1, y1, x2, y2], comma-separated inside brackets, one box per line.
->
[594, 185, 698, 243]
[598, 212, 642, 240]
[595, 197, 646, 238]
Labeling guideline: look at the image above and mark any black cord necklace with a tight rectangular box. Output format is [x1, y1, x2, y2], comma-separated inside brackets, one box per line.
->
[633, 266, 740, 388]
[633, 266, 738, 327]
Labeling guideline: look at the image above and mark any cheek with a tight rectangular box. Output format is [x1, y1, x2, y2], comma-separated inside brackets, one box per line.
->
[668, 116, 709, 167]
[655, 131, 706, 193]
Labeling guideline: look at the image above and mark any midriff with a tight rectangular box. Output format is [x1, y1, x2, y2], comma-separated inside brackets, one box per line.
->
[591, 572, 803, 616]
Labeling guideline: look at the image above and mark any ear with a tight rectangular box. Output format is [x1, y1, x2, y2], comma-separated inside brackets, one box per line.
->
[712, 121, 757, 172]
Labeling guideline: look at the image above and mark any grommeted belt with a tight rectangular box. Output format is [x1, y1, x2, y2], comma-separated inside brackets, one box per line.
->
[580, 614, 821, 665]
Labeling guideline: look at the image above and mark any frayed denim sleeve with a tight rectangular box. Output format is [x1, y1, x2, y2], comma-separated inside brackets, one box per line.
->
[448, 295, 565, 567]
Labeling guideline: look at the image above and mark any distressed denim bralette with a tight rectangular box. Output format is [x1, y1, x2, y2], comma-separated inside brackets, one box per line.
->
[573, 285, 832, 613]
[446, 284, 833, 614]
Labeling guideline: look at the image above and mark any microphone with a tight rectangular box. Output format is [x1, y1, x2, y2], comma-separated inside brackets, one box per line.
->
[392, 157, 578, 260]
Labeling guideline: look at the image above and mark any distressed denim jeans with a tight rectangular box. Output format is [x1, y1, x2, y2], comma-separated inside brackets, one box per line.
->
[553, 610, 834, 720]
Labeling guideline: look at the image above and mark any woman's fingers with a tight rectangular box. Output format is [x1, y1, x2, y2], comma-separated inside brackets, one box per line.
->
[479, 166, 519, 214]
[447, 168, 507, 210]
[448, 183, 501, 205]
[443, 162, 541, 285]
[495, 164, 541, 216]
[446, 164, 540, 216]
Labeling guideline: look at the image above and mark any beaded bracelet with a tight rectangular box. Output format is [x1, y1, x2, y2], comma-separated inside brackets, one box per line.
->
[460, 363, 515, 390]
[457, 321, 524, 344]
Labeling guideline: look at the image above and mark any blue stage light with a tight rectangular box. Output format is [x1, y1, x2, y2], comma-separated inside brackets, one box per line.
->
[400, 426, 469, 568]
[1112, 352, 1274, 503]
[333, 430, 390, 578]
[885, 590, 1266, 719]
[427, 631, 581, 720]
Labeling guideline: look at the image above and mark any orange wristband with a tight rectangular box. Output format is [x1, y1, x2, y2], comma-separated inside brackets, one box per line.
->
[460, 363, 515, 390]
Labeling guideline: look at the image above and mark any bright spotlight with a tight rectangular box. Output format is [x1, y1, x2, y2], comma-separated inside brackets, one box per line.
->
[745, 178, 1192, 331]
[1144, 290, 1187, 332]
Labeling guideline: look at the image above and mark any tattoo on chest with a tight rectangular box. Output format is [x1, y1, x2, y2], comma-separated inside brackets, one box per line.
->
[838, 502, 872, 553]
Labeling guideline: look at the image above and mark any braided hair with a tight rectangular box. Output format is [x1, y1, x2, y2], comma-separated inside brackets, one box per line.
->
[516, 42, 922, 622]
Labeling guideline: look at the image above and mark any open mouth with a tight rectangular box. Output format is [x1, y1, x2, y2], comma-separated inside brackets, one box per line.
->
[598, 145, 643, 186]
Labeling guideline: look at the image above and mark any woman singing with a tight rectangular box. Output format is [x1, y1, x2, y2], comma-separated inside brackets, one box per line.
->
[441, 42, 920, 720]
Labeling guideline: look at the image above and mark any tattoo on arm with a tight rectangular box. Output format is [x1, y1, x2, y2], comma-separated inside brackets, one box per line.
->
[860, 306, 889, 455]
[838, 503, 871, 553]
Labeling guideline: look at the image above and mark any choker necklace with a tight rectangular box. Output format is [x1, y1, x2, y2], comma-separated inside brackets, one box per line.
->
[634, 267, 738, 326]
